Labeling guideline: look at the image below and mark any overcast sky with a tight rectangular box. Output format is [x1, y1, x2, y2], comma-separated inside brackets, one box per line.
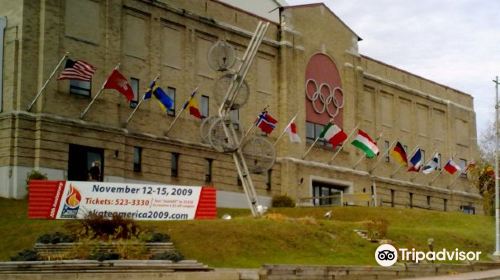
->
[286, 0, 500, 137]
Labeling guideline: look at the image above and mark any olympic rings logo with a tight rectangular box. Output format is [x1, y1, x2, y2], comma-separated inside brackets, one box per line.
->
[305, 79, 344, 118]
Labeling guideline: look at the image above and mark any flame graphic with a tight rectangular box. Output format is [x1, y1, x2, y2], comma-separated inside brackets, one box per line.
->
[65, 185, 81, 207]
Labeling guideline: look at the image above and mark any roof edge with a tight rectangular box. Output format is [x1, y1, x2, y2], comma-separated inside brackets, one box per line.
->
[282, 2, 362, 41]
[361, 54, 472, 99]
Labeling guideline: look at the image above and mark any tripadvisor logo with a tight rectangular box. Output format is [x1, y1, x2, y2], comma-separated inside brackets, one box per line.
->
[375, 244, 482, 267]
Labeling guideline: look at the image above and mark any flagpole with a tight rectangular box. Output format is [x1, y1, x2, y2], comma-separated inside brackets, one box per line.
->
[410, 149, 437, 181]
[429, 153, 456, 185]
[238, 105, 269, 148]
[369, 140, 397, 173]
[429, 168, 444, 185]
[302, 137, 320, 159]
[329, 124, 359, 163]
[447, 158, 473, 188]
[27, 52, 70, 112]
[390, 145, 418, 178]
[80, 63, 120, 119]
[273, 113, 298, 147]
[165, 86, 199, 136]
[352, 131, 383, 169]
[125, 73, 160, 124]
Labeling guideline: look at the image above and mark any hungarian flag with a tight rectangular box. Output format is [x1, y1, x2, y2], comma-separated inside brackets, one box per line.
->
[351, 130, 379, 158]
[104, 69, 134, 101]
[255, 111, 277, 134]
[391, 141, 408, 166]
[319, 123, 347, 147]
[182, 90, 202, 119]
[286, 121, 301, 143]
[444, 159, 461, 175]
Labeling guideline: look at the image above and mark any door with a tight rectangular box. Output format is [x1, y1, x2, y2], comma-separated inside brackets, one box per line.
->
[312, 181, 346, 206]
[68, 144, 104, 181]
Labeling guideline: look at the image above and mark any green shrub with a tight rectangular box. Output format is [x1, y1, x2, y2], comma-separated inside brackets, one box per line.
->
[90, 251, 120, 262]
[10, 249, 40, 261]
[36, 232, 75, 244]
[150, 251, 184, 262]
[68, 213, 140, 240]
[147, 232, 170, 243]
[271, 194, 296, 208]
[26, 170, 48, 186]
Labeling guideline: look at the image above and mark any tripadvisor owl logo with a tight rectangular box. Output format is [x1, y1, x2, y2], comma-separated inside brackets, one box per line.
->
[375, 244, 398, 267]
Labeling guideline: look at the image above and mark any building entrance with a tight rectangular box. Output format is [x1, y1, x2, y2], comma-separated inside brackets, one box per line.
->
[67, 144, 104, 181]
[312, 181, 348, 206]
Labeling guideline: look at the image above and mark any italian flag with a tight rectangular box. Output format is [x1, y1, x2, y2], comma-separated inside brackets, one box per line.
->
[351, 129, 379, 158]
[319, 123, 347, 147]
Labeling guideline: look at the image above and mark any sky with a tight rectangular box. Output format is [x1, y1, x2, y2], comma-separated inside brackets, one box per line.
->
[286, 0, 500, 138]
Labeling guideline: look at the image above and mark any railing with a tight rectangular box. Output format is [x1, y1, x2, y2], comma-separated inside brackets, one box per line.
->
[297, 193, 372, 207]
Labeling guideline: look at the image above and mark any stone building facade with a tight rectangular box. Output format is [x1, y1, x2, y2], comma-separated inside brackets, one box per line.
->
[0, 0, 481, 213]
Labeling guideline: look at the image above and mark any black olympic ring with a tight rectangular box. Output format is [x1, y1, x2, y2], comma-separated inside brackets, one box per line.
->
[305, 79, 344, 118]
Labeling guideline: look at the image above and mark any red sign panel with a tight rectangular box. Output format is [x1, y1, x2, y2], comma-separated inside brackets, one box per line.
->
[305, 53, 344, 126]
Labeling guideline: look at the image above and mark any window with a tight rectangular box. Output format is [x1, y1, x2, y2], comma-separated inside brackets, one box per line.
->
[459, 158, 467, 178]
[403, 145, 408, 152]
[266, 169, 272, 190]
[306, 122, 326, 145]
[437, 153, 442, 170]
[461, 205, 475, 215]
[444, 199, 447, 212]
[70, 80, 91, 97]
[230, 109, 239, 130]
[171, 152, 179, 177]
[409, 192, 413, 208]
[205, 158, 213, 183]
[384, 141, 390, 162]
[201, 95, 209, 118]
[130, 78, 139, 108]
[133, 146, 142, 172]
[390, 189, 395, 207]
[237, 176, 242, 186]
[166, 87, 176, 116]
[427, 196, 431, 208]
[421, 150, 426, 163]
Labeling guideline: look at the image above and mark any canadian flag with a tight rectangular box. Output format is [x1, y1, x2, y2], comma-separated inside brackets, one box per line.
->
[104, 69, 134, 101]
[286, 121, 301, 143]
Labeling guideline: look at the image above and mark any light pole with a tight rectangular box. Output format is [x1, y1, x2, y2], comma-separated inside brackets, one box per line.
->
[494, 76, 500, 256]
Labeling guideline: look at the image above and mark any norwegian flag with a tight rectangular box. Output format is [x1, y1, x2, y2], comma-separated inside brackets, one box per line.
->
[255, 111, 277, 134]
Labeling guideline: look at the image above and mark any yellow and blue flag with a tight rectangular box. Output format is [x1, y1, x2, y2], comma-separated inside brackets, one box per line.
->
[144, 80, 173, 112]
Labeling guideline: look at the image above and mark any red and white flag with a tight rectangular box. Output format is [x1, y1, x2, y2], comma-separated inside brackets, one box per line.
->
[444, 159, 462, 175]
[285, 121, 301, 143]
[104, 69, 134, 101]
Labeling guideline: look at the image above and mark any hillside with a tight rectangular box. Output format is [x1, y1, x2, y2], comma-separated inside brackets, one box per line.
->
[0, 198, 494, 267]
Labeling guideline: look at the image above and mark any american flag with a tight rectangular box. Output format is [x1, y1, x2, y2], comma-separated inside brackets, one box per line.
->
[57, 59, 96, 81]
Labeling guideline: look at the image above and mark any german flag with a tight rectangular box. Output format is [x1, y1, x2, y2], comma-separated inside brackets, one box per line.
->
[390, 141, 408, 166]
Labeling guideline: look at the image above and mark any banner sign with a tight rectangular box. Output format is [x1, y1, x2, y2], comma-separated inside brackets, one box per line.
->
[28, 180, 216, 220]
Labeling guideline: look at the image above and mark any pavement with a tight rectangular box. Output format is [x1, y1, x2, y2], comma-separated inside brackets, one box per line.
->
[403, 268, 500, 280]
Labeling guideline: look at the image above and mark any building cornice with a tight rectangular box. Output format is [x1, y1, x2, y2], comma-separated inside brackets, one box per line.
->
[277, 156, 481, 200]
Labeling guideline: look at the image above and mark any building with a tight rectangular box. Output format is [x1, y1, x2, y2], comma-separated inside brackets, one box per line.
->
[0, 0, 481, 213]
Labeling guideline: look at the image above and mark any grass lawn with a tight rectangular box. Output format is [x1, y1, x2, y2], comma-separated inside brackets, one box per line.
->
[0, 198, 494, 267]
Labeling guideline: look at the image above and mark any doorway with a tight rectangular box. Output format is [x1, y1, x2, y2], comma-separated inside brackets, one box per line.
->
[68, 144, 104, 181]
[312, 180, 348, 206]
